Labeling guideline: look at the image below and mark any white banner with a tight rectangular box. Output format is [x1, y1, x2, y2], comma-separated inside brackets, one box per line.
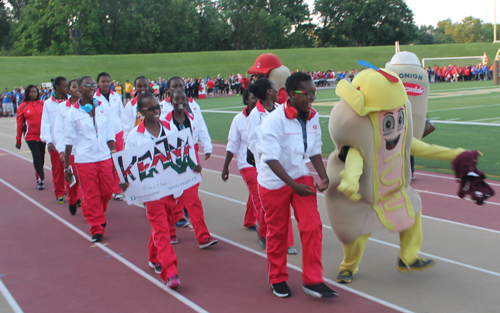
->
[112, 129, 202, 205]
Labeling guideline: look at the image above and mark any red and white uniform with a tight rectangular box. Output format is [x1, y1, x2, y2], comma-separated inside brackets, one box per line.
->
[258, 102, 324, 285]
[162, 110, 213, 244]
[55, 99, 81, 206]
[125, 120, 178, 281]
[246, 100, 280, 171]
[16, 100, 44, 144]
[95, 88, 125, 194]
[41, 95, 67, 198]
[226, 107, 258, 227]
[121, 96, 142, 142]
[246, 100, 293, 245]
[160, 97, 213, 154]
[64, 99, 115, 236]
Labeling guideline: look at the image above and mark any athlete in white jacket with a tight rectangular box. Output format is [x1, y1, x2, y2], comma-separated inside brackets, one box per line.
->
[95, 72, 125, 200]
[40, 77, 68, 204]
[121, 76, 149, 142]
[222, 89, 259, 230]
[63, 76, 116, 243]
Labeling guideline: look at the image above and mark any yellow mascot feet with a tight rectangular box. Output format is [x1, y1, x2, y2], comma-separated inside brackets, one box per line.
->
[396, 258, 436, 272]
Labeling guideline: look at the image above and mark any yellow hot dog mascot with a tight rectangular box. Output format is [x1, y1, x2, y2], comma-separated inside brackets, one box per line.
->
[325, 60, 494, 284]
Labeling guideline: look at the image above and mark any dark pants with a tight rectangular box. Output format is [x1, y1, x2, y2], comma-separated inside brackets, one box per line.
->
[26, 141, 46, 182]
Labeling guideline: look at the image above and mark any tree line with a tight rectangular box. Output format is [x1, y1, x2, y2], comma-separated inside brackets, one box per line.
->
[0, 0, 497, 56]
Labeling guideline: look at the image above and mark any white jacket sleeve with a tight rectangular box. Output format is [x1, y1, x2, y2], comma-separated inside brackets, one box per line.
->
[310, 115, 323, 157]
[64, 109, 77, 147]
[226, 114, 240, 154]
[260, 115, 282, 163]
[115, 98, 124, 135]
[192, 101, 213, 154]
[246, 111, 261, 157]
[106, 108, 116, 143]
[40, 101, 53, 144]
[54, 105, 65, 153]
[121, 102, 134, 142]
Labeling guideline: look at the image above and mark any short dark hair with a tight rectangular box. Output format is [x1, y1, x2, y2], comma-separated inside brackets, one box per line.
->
[242, 88, 251, 105]
[78, 76, 93, 86]
[285, 72, 312, 95]
[25, 85, 39, 101]
[137, 92, 156, 109]
[247, 78, 272, 101]
[167, 76, 184, 89]
[68, 79, 78, 89]
[96, 72, 111, 83]
[134, 76, 147, 87]
[170, 88, 186, 99]
[53, 76, 67, 88]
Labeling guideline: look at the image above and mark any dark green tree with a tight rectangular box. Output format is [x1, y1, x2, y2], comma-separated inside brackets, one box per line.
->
[314, 0, 417, 47]
[0, 2, 11, 51]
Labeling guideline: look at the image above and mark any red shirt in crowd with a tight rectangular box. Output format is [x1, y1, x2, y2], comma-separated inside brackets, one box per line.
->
[16, 100, 44, 144]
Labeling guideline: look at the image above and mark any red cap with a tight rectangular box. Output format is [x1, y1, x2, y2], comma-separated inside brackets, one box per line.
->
[248, 53, 282, 76]
[239, 77, 250, 89]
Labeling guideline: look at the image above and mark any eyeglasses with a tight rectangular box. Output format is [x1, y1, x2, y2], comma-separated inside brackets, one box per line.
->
[80, 83, 98, 89]
[294, 90, 318, 99]
[140, 105, 162, 112]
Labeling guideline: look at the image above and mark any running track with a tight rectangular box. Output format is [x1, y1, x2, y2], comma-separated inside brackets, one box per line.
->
[1, 134, 500, 312]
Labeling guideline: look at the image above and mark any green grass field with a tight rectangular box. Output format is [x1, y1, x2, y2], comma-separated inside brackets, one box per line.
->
[1, 42, 500, 88]
[2, 43, 499, 178]
[197, 80, 500, 180]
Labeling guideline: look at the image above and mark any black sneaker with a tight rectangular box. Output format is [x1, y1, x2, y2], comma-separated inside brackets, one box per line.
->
[246, 225, 257, 232]
[37, 182, 44, 190]
[148, 261, 162, 275]
[397, 258, 436, 272]
[91, 234, 103, 243]
[271, 282, 291, 298]
[76, 199, 81, 207]
[69, 203, 77, 216]
[257, 232, 266, 250]
[336, 270, 353, 283]
[303, 283, 338, 298]
[102, 222, 107, 229]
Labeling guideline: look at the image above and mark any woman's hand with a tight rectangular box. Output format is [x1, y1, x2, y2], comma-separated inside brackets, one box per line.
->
[118, 182, 129, 192]
[15, 143, 21, 150]
[193, 164, 202, 173]
[221, 167, 229, 181]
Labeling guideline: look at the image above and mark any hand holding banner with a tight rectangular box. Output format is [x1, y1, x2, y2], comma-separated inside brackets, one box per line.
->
[112, 129, 202, 204]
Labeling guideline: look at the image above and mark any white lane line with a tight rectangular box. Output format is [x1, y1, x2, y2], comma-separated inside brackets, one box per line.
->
[469, 117, 500, 122]
[197, 189, 500, 279]
[0, 132, 15, 139]
[445, 118, 461, 121]
[209, 233, 414, 313]
[428, 103, 500, 113]
[0, 178, 209, 313]
[0, 279, 23, 313]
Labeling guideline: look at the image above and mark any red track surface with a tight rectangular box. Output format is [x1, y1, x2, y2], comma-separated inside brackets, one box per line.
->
[0, 151, 408, 313]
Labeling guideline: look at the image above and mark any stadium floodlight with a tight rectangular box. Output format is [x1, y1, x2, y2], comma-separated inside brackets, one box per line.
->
[422, 56, 485, 68]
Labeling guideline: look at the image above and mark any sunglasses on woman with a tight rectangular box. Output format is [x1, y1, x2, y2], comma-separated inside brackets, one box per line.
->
[140, 105, 162, 112]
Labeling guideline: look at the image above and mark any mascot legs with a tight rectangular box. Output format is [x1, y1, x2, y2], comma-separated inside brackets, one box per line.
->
[399, 212, 423, 265]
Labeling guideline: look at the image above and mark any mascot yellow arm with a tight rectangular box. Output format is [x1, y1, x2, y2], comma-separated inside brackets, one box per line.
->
[411, 138, 466, 161]
[337, 147, 363, 201]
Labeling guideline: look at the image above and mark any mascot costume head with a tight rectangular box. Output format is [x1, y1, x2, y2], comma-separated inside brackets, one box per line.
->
[248, 53, 291, 105]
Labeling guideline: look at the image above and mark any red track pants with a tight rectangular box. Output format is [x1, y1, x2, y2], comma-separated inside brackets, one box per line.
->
[49, 149, 66, 198]
[76, 159, 113, 236]
[146, 196, 179, 281]
[112, 131, 124, 194]
[67, 155, 81, 206]
[259, 176, 323, 285]
[239, 167, 258, 228]
[171, 184, 210, 244]
[257, 186, 294, 247]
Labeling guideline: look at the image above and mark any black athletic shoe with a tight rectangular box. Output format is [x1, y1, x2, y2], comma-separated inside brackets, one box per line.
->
[271, 282, 291, 298]
[303, 283, 338, 298]
[246, 225, 257, 232]
[69, 203, 77, 216]
[91, 234, 103, 243]
[102, 222, 107, 229]
[37, 182, 44, 190]
[76, 199, 81, 207]
[397, 258, 436, 272]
